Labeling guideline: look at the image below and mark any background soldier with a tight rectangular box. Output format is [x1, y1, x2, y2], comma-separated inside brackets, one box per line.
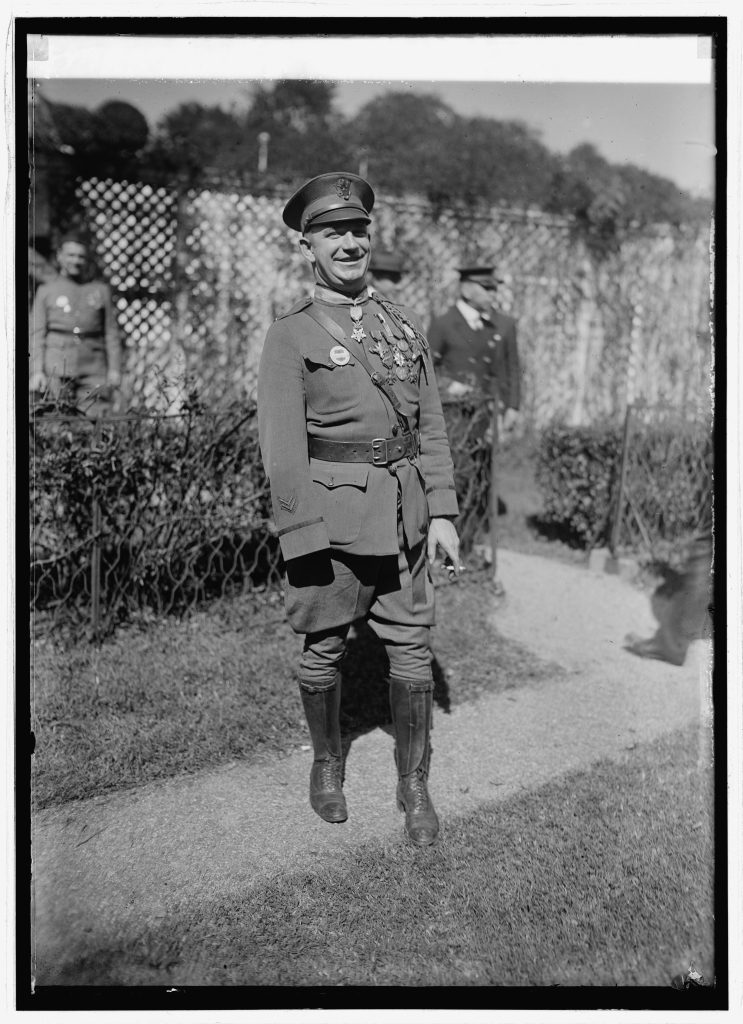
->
[367, 247, 406, 300]
[29, 234, 122, 417]
[258, 172, 461, 846]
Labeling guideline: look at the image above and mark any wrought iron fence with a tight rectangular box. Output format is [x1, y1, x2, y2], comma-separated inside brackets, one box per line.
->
[29, 393, 712, 643]
[30, 403, 279, 641]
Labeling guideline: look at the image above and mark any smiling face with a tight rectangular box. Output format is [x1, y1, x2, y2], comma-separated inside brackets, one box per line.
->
[56, 241, 89, 281]
[300, 219, 371, 296]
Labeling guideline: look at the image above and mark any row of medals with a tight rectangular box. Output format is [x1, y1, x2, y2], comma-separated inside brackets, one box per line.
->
[349, 303, 423, 384]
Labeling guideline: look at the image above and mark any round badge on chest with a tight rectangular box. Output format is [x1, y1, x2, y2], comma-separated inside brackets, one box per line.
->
[329, 345, 351, 366]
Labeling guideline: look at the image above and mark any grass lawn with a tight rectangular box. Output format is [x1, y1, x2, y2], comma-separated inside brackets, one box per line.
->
[49, 724, 715, 989]
[32, 576, 561, 809]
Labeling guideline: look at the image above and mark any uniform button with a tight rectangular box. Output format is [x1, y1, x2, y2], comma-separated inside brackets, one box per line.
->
[72, 327, 81, 335]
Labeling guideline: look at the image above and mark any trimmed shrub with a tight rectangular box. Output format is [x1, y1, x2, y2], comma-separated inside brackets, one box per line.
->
[535, 423, 622, 548]
[535, 418, 713, 553]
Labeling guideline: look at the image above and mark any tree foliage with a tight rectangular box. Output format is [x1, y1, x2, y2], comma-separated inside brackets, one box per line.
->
[38, 82, 710, 230]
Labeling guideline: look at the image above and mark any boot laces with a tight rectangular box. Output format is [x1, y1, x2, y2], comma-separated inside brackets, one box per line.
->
[316, 758, 342, 790]
[406, 769, 430, 813]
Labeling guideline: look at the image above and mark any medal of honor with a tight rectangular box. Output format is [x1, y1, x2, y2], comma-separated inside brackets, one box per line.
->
[330, 345, 351, 366]
[349, 304, 366, 342]
[395, 364, 408, 381]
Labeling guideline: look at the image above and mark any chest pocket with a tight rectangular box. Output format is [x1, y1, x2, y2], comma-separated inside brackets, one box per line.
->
[302, 340, 360, 417]
[311, 460, 369, 545]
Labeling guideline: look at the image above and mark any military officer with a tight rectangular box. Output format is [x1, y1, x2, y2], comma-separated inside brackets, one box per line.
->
[428, 266, 521, 567]
[258, 172, 461, 846]
[367, 247, 406, 300]
[428, 264, 520, 422]
[29, 234, 122, 417]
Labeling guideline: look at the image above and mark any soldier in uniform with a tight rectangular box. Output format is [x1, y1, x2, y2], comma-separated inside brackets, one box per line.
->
[29, 234, 122, 417]
[258, 172, 461, 846]
[367, 247, 406, 300]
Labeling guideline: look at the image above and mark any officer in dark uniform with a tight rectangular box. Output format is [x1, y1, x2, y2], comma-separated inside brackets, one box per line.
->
[428, 265, 520, 426]
[428, 266, 521, 565]
[367, 247, 406, 300]
[258, 172, 461, 846]
[29, 234, 122, 417]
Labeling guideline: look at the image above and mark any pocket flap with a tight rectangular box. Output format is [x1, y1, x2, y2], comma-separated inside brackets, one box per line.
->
[302, 340, 355, 368]
[311, 460, 369, 490]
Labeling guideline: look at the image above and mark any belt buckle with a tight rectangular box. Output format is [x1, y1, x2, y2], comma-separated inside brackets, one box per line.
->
[371, 437, 388, 465]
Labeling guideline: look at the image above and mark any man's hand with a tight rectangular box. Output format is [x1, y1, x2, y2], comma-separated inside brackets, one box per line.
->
[427, 517, 463, 576]
[29, 371, 47, 394]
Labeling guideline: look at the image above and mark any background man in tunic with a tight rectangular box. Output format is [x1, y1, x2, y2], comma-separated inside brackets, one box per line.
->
[29, 234, 122, 417]
[258, 172, 461, 846]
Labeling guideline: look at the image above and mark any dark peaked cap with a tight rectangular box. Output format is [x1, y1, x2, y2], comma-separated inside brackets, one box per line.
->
[457, 265, 504, 284]
[283, 172, 375, 232]
[370, 249, 405, 274]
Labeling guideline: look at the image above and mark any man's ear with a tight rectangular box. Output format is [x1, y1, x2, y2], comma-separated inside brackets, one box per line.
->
[299, 236, 315, 266]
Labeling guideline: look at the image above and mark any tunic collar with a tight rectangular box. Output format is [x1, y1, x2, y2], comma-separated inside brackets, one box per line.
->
[313, 283, 371, 307]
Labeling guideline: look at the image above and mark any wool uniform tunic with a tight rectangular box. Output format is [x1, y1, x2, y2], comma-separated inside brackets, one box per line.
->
[30, 275, 121, 383]
[258, 290, 459, 567]
[428, 304, 521, 411]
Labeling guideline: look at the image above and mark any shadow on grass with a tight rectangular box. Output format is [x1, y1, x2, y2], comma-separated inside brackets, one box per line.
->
[339, 619, 451, 763]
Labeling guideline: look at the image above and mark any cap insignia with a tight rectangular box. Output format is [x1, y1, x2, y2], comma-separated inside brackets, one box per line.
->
[335, 177, 352, 200]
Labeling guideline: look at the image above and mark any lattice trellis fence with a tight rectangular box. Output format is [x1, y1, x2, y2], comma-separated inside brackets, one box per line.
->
[77, 178, 712, 425]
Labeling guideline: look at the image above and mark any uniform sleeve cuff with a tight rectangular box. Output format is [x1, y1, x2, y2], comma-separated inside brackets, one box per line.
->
[278, 519, 330, 562]
[427, 489, 459, 518]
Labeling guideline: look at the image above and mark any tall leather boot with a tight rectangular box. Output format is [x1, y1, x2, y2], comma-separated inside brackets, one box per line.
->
[389, 675, 439, 846]
[298, 675, 348, 823]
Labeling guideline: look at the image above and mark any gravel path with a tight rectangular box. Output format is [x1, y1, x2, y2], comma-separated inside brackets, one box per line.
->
[32, 549, 712, 984]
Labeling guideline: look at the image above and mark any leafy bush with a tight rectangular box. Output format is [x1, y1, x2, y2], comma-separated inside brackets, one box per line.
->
[535, 418, 713, 552]
[535, 423, 622, 548]
[31, 398, 279, 638]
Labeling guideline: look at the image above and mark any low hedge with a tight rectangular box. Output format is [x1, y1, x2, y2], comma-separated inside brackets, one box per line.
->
[535, 418, 713, 551]
[535, 424, 622, 548]
[31, 397, 278, 638]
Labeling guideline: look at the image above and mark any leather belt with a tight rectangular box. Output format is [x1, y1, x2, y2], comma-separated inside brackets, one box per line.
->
[48, 329, 104, 339]
[309, 432, 418, 466]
